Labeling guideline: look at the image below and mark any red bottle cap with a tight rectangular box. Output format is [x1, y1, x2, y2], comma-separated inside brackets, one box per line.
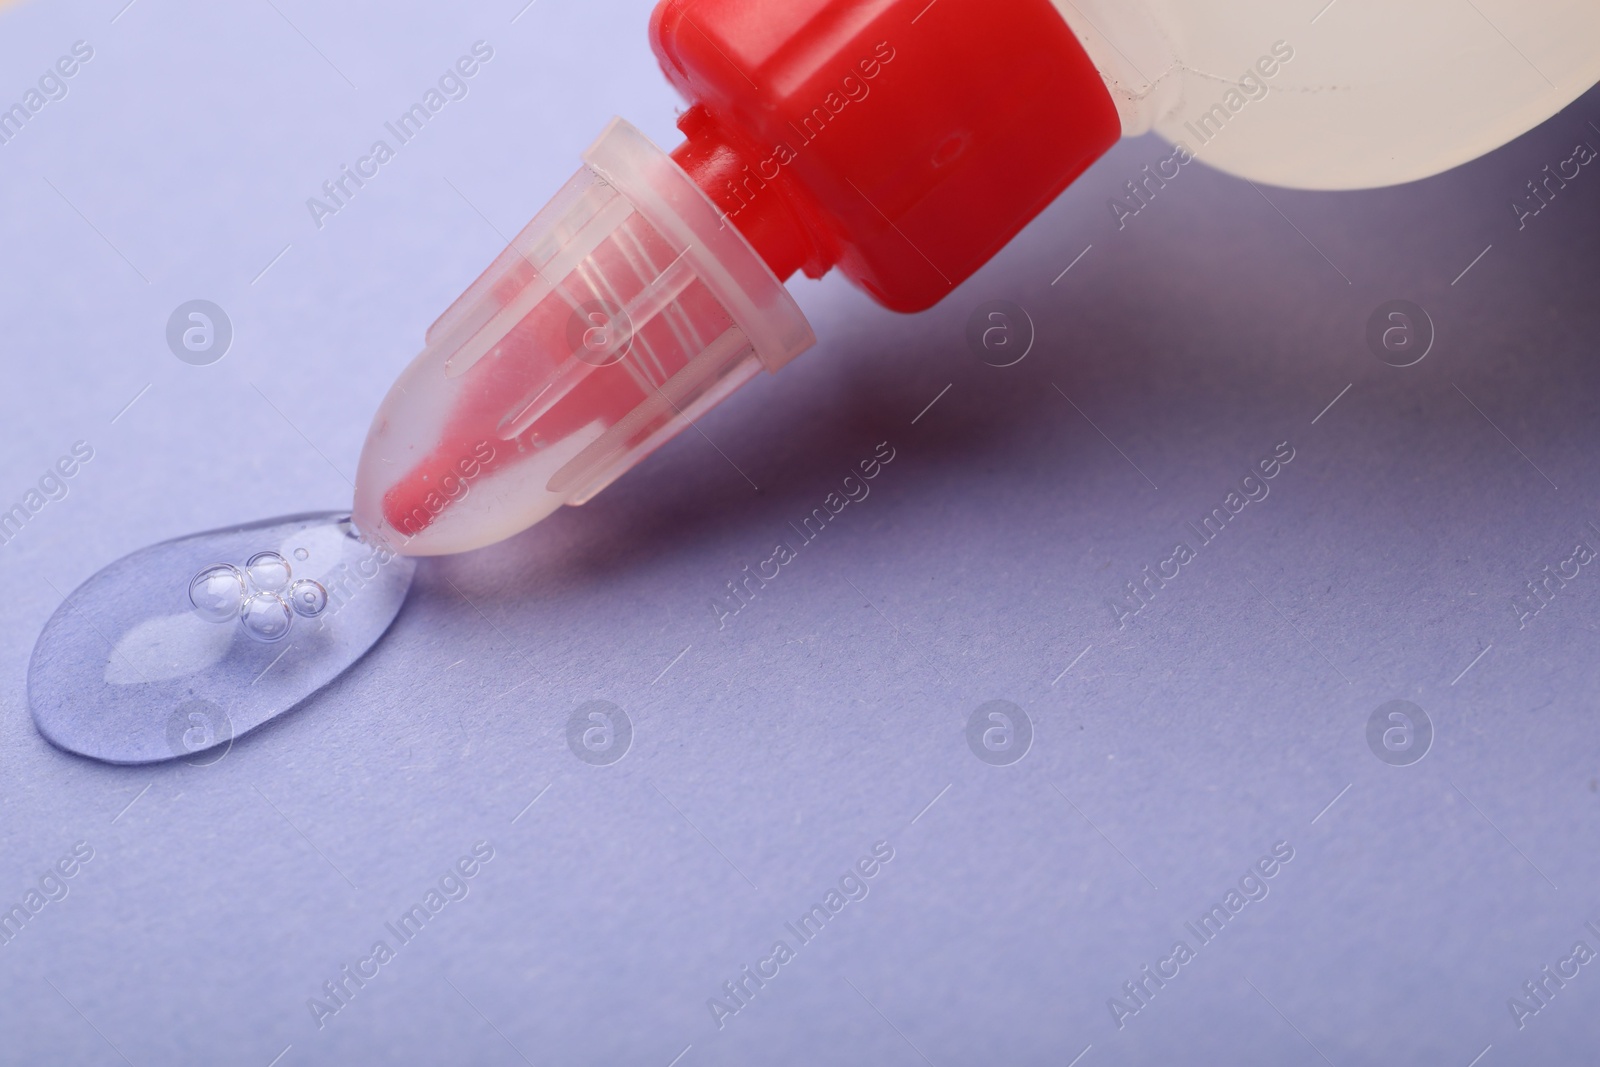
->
[654, 0, 1120, 311]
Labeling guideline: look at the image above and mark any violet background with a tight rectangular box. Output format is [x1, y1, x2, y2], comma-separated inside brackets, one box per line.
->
[1, 1, 1598, 1064]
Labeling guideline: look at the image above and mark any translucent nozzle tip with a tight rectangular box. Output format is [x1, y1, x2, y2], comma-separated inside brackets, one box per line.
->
[353, 118, 813, 557]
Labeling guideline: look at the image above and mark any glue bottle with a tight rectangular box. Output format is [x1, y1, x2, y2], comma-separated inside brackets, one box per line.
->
[353, 0, 1600, 555]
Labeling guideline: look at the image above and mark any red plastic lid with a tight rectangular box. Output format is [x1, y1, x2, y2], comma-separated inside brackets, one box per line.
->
[652, 0, 1120, 312]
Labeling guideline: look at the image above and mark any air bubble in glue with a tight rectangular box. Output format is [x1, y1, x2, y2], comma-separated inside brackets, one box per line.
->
[240, 592, 292, 642]
[189, 564, 245, 623]
[288, 579, 328, 618]
[246, 551, 291, 592]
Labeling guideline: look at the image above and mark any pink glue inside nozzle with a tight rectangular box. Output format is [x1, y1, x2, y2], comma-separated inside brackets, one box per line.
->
[353, 119, 812, 556]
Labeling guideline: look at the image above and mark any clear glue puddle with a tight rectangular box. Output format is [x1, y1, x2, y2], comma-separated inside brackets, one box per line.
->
[28, 512, 415, 764]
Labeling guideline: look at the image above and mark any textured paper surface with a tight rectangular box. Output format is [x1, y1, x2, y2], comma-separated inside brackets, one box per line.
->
[1, 1, 1598, 1065]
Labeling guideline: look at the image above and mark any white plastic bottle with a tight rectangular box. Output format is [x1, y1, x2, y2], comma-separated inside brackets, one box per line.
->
[1053, 0, 1600, 188]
